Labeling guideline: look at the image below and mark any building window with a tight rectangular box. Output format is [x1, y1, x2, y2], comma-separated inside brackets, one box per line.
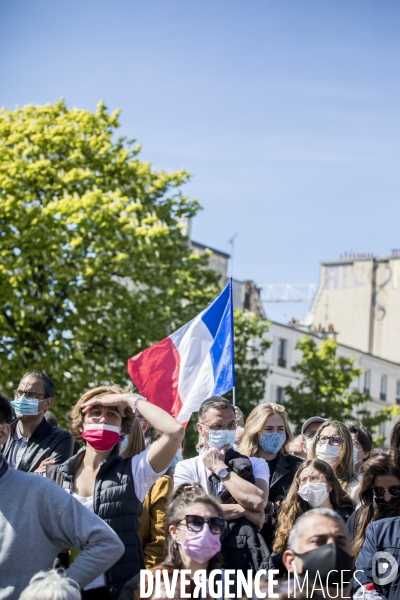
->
[276, 386, 285, 403]
[379, 422, 386, 438]
[396, 381, 400, 405]
[363, 370, 371, 394]
[380, 375, 387, 401]
[278, 338, 287, 368]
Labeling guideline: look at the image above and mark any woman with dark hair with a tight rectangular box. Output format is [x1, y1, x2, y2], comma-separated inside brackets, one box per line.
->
[269, 459, 354, 575]
[119, 485, 227, 600]
[349, 449, 400, 557]
[345, 420, 373, 473]
[309, 420, 359, 499]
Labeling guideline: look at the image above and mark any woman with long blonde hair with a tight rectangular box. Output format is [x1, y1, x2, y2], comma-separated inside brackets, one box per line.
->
[308, 420, 359, 498]
[239, 402, 303, 551]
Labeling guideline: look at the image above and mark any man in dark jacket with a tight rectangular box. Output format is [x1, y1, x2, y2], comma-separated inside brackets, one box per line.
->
[355, 516, 400, 600]
[2, 371, 74, 472]
[174, 397, 270, 571]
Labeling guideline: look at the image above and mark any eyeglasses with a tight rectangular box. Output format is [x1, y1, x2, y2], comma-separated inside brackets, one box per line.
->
[179, 515, 226, 535]
[298, 474, 327, 486]
[13, 390, 46, 400]
[316, 435, 343, 446]
[371, 485, 400, 498]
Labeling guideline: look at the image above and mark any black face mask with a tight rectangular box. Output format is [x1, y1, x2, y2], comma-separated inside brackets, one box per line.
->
[294, 543, 354, 588]
[375, 495, 400, 518]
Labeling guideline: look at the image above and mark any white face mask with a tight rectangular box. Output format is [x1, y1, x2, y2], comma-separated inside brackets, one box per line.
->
[315, 443, 341, 464]
[297, 482, 330, 508]
[306, 437, 314, 455]
[202, 427, 236, 450]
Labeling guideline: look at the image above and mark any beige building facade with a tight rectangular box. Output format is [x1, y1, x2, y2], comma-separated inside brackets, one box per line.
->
[311, 254, 400, 363]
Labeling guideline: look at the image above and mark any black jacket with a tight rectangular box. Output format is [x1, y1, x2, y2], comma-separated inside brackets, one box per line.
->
[262, 453, 303, 550]
[2, 418, 74, 472]
[49, 446, 144, 600]
[208, 447, 270, 571]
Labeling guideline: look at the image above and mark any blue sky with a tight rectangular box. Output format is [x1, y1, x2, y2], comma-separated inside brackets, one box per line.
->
[1, 1, 399, 322]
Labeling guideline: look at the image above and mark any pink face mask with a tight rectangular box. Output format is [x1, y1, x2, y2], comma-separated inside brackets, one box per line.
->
[177, 524, 221, 564]
[81, 424, 122, 452]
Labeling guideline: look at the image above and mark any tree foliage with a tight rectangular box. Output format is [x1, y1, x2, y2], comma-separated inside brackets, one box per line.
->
[284, 336, 396, 440]
[184, 309, 271, 457]
[0, 100, 220, 420]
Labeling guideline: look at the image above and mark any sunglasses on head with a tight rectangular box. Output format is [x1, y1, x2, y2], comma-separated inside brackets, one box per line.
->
[371, 485, 400, 498]
[179, 515, 226, 535]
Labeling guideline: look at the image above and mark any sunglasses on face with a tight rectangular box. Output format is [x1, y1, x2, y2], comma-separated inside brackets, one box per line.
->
[371, 485, 400, 498]
[179, 515, 226, 535]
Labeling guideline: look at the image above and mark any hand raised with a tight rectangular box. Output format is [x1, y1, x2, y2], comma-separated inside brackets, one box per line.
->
[201, 446, 229, 472]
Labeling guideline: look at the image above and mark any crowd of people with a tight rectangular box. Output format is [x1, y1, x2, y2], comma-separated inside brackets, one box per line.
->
[1, 370, 400, 599]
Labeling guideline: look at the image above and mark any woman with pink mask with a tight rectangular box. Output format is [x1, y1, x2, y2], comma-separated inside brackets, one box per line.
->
[48, 385, 184, 600]
[120, 485, 227, 600]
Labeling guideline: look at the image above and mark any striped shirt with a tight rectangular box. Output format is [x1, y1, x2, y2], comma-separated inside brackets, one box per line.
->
[0, 453, 8, 479]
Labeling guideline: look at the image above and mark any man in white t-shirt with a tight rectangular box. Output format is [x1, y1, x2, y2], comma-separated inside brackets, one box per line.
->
[174, 397, 269, 570]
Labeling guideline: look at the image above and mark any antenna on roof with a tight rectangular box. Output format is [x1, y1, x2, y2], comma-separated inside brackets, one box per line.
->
[228, 233, 238, 278]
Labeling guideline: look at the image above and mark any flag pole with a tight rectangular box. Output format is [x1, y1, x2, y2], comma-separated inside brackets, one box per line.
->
[230, 277, 236, 406]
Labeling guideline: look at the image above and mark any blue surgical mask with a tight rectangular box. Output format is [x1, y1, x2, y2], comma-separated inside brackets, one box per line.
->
[353, 447, 359, 465]
[119, 435, 129, 454]
[169, 448, 183, 470]
[204, 428, 236, 449]
[11, 396, 40, 416]
[259, 432, 286, 454]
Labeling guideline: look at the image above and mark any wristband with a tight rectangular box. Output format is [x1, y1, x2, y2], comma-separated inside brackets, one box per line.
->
[131, 395, 148, 414]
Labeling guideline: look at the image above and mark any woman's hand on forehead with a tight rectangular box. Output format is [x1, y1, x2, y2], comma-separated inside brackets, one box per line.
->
[81, 394, 129, 416]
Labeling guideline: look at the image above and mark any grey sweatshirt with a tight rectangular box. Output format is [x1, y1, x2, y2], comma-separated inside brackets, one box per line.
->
[0, 465, 124, 599]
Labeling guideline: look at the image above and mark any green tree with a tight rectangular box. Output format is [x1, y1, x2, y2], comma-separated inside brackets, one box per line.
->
[284, 336, 396, 440]
[0, 100, 220, 421]
[184, 309, 271, 456]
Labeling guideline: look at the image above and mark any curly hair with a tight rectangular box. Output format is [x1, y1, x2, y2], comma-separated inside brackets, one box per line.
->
[68, 384, 136, 441]
[308, 420, 358, 491]
[163, 484, 224, 571]
[273, 459, 354, 553]
[353, 449, 400, 557]
[238, 402, 293, 458]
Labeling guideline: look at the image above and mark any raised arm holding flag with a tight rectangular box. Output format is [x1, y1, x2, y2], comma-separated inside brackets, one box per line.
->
[127, 280, 236, 423]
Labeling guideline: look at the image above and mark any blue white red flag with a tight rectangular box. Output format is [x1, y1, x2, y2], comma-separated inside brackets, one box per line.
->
[127, 281, 235, 423]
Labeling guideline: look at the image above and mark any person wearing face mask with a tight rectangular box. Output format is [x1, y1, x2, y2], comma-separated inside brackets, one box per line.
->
[174, 397, 270, 571]
[301, 416, 327, 457]
[47, 384, 184, 600]
[1, 371, 74, 473]
[349, 450, 400, 558]
[309, 420, 359, 500]
[270, 459, 354, 576]
[0, 392, 126, 600]
[282, 508, 354, 597]
[120, 485, 229, 600]
[238, 402, 303, 552]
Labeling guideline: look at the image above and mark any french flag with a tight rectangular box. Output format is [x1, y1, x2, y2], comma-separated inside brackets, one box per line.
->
[127, 281, 235, 424]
